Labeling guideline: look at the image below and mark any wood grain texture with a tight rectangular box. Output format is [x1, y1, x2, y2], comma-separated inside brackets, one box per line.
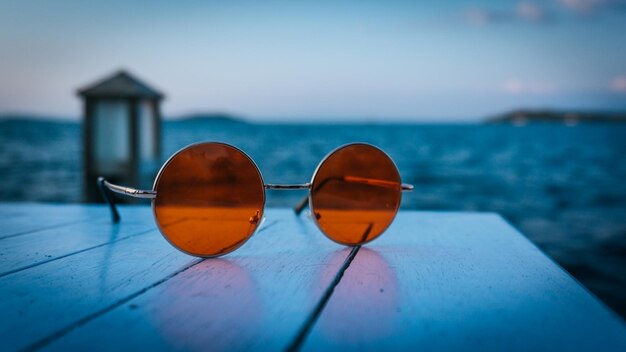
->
[0, 207, 154, 277]
[42, 209, 353, 351]
[301, 212, 626, 351]
[0, 203, 106, 239]
[1, 204, 625, 352]
[0, 230, 201, 351]
[0, 205, 200, 351]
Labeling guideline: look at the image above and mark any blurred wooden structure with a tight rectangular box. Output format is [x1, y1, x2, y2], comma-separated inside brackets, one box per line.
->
[78, 70, 164, 202]
[1, 205, 626, 351]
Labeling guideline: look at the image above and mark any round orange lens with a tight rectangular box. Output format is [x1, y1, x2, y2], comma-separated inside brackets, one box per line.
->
[310, 143, 402, 245]
[153, 142, 265, 257]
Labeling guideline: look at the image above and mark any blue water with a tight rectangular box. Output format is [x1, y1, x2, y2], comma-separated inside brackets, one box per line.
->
[1, 118, 626, 315]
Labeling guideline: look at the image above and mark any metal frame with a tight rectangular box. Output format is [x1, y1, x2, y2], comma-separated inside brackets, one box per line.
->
[149, 142, 266, 258]
[264, 183, 311, 190]
[100, 178, 157, 198]
[304, 142, 409, 246]
[98, 141, 414, 258]
[293, 177, 413, 215]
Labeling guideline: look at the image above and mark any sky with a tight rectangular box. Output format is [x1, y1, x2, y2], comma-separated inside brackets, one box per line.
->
[0, 0, 625, 122]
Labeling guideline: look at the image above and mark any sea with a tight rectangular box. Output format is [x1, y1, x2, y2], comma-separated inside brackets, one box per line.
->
[1, 118, 626, 316]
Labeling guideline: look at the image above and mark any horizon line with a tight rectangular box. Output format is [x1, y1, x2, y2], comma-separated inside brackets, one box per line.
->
[2, 108, 626, 124]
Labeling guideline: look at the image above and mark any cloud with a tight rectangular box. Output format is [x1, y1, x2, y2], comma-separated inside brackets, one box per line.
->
[464, 9, 509, 26]
[503, 79, 524, 94]
[464, 0, 626, 26]
[610, 75, 626, 92]
[558, 0, 626, 16]
[464, 9, 489, 26]
[503, 79, 556, 94]
[464, 2, 553, 26]
[516, 2, 552, 22]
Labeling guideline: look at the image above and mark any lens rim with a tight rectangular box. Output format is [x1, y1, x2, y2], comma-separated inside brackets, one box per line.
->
[308, 142, 402, 246]
[150, 141, 266, 258]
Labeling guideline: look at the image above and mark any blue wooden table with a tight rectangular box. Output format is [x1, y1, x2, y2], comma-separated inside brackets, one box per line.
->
[1, 203, 625, 351]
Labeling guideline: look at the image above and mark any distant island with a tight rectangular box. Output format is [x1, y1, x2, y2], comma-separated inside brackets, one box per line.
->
[0, 112, 248, 124]
[173, 113, 246, 123]
[487, 109, 626, 125]
[0, 113, 75, 122]
[3, 110, 626, 125]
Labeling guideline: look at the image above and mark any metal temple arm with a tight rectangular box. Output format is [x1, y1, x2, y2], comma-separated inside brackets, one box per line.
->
[294, 195, 310, 215]
[97, 177, 156, 223]
[263, 183, 311, 215]
[292, 178, 414, 215]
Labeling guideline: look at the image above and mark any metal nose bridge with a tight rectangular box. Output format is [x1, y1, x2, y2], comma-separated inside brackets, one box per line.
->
[264, 183, 311, 190]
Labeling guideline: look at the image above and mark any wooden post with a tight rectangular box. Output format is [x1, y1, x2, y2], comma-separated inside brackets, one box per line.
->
[82, 98, 95, 202]
[152, 99, 162, 160]
[128, 98, 139, 190]
[77, 70, 164, 203]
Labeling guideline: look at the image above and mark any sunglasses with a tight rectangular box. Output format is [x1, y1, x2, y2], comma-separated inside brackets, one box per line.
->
[98, 142, 413, 258]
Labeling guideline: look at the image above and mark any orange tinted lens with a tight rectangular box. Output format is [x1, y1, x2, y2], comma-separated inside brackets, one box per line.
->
[153, 143, 265, 257]
[310, 144, 401, 245]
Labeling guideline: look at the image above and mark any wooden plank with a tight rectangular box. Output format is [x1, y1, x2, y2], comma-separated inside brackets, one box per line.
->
[0, 206, 154, 277]
[0, 231, 198, 350]
[0, 203, 107, 239]
[0, 207, 352, 351]
[301, 212, 626, 351]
